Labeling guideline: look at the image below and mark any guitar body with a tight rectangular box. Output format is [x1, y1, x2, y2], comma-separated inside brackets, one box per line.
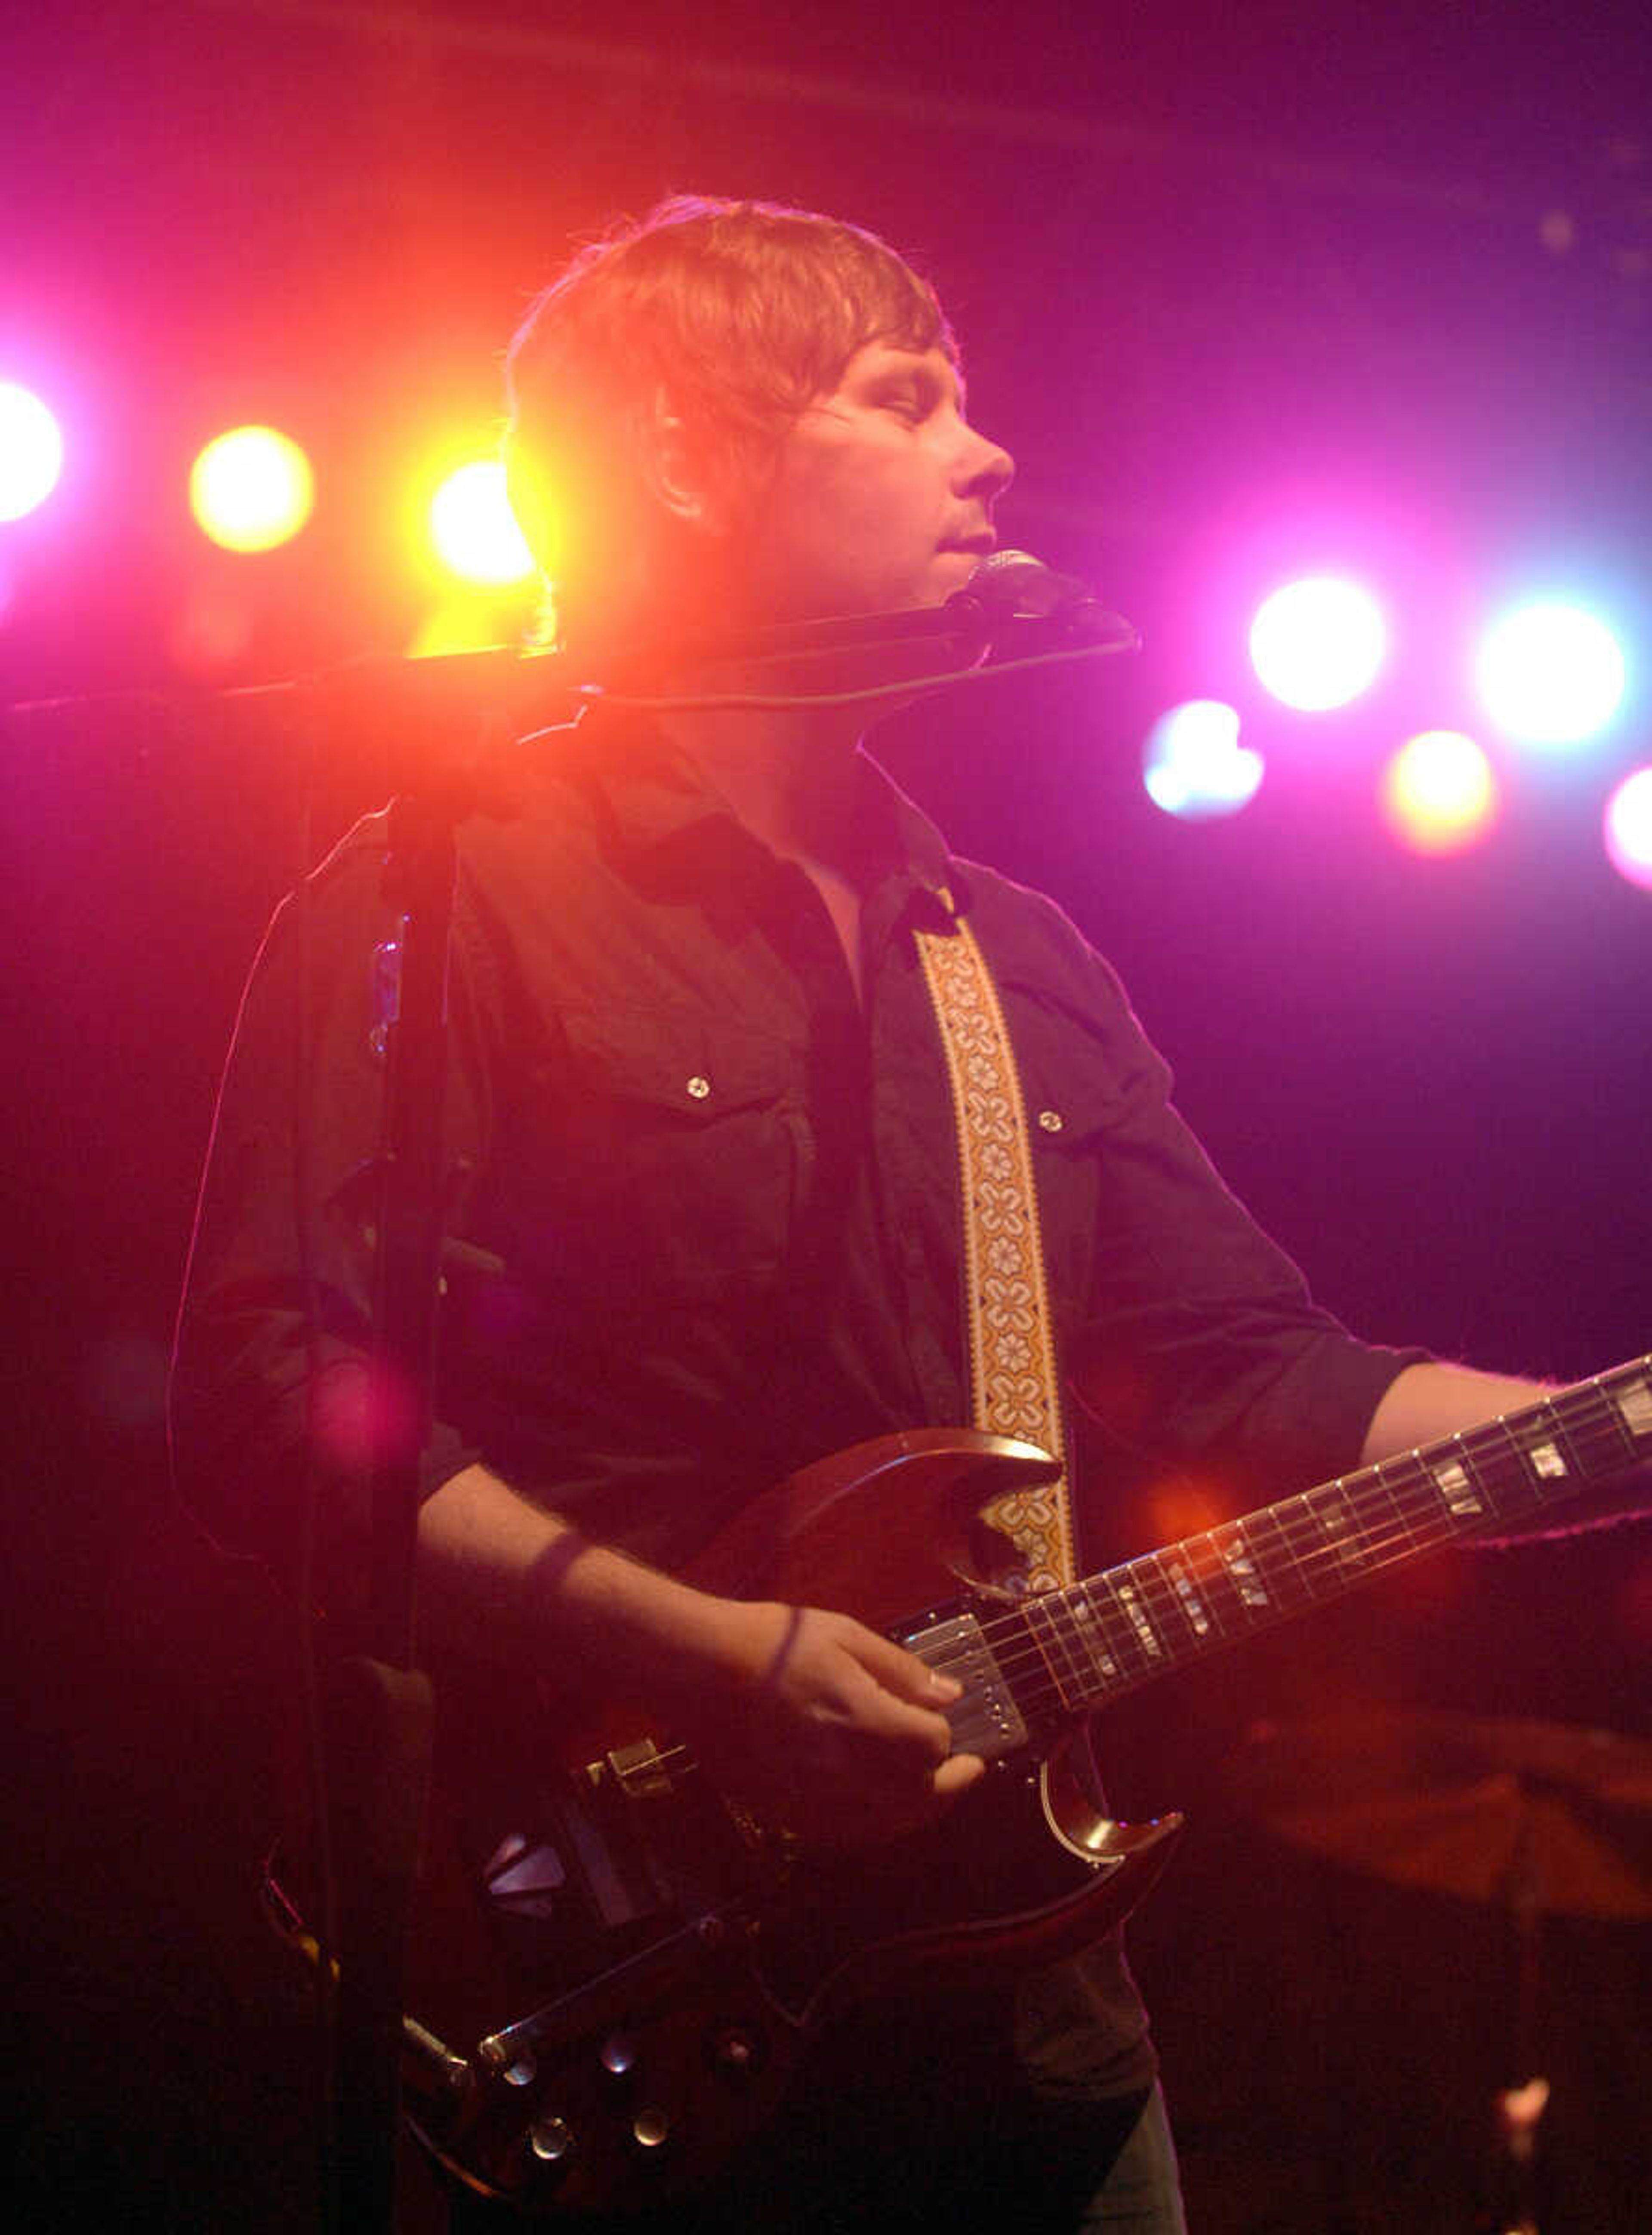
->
[396, 1430, 1182, 2217]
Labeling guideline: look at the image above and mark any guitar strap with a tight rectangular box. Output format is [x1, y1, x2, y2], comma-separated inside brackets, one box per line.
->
[913, 897, 1075, 1594]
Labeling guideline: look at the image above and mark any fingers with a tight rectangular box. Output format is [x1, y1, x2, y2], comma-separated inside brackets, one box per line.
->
[847, 1623, 960, 1708]
[706, 1603, 983, 1841]
[934, 1750, 986, 1799]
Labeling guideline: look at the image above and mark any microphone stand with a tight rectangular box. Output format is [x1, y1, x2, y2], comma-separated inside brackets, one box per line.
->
[324, 757, 464, 2235]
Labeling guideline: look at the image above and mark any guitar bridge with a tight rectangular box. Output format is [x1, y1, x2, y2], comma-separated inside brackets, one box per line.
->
[899, 1612, 1029, 1763]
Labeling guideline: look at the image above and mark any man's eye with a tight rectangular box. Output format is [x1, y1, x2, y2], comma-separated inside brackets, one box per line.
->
[880, 387, 930, 420]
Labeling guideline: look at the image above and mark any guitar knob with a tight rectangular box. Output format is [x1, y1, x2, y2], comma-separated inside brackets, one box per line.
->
[600, 2034, 637, 2077]
[631, 2109, 671, 2151]
[529, 2117, 574, 2165]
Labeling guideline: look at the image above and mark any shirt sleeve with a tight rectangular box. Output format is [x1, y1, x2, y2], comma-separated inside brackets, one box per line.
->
[168, 815, 490, 1590]
[980, 876, 1426, 1506]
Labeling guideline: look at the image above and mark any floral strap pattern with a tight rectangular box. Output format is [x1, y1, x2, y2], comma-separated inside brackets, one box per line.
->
[913, 900, 1073, 1594]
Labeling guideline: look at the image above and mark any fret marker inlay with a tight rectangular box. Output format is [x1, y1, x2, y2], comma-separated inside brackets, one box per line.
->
[1430, 1459, 1483, 1517]
[1116, 1583, 1164, 1660]
[1167, 1562, 1211, 1637]
[1524, 1439, 1568, 1480]
[1615, 1377, 1652, 1440]
[1313, 1489, 1367, 1563]
[1218, 1531, 1270, 1608]
[1073, 1594, 1119, 1680]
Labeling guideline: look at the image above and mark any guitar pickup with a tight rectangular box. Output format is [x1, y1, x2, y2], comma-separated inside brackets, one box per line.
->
[898, 1612, 1029, 1763]
[599, 1738, 682, 1804]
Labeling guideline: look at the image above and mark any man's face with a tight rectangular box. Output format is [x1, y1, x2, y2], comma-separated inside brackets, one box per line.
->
[735, 341, 1015, 623]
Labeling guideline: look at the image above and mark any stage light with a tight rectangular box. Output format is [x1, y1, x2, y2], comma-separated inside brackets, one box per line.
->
[428, 460, 535, 587]
[190, 425, 314, 552]
[0, 382, 65, 521]
[1475, 599, 1626, 747]
[1143, 700, 1263, 819]
[1380, 731, 1500, 854]
[1249, 576, 1386, 712]
[407, 597, 513, 660]
[1603, 766, 1652, 891]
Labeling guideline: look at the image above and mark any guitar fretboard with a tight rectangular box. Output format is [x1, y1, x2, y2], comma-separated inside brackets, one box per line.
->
[1015, 1358, 1652, 1715]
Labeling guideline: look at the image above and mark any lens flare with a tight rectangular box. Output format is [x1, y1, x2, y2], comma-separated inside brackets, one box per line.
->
[429, 460, 536, 586]
[1249, 577, 1386, 712]
[1143, 700, 1263, 819]
[0, 382, 65, 521]
[1380, 731, 1500, 854]
[190, 425, 314, 552]
[1475, 600, 1626, 747]
[1603, 766, 1652, 891]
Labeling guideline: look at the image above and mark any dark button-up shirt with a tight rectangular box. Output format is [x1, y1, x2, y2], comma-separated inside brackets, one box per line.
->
[171, 713, 1419, 2100]
[173, 716, 1413, 1582]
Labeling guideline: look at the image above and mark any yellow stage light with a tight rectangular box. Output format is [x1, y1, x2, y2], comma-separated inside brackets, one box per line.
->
[428, 459, 535, 587]
[190, 425, 314, 552]
[1380, 730, 1499, 854]
[407, 598, 514, 661]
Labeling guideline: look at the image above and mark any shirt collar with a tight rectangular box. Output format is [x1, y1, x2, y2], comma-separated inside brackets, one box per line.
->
[567, 710, 970, 918]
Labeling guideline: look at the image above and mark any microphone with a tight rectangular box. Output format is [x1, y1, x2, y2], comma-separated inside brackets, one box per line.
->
[944, 549, 1136, 654]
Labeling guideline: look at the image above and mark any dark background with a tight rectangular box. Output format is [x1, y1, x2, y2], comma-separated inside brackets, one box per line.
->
[3, 4, 1650, 2228]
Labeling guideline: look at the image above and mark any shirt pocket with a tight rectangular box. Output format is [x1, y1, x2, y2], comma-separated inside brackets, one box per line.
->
[996, 997, 1162, 1322]
[512, 1006, 808, 1311]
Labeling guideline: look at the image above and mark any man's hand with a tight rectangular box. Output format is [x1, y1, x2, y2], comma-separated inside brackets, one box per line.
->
[673, 1598, 986, 1847]
[417, 1464, 985, 1848]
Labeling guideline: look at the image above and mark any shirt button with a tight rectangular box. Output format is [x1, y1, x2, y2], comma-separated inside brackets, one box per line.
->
[686, 1075, 712, 1101]
[1038, 1108, 1063, 1134]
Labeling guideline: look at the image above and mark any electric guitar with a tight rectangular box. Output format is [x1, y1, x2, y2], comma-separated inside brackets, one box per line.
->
[273, 1357, 1651, 2214]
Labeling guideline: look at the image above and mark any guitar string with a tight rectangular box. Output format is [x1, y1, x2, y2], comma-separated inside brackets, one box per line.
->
[911, 1381, 1642, 1717]
[750, 1380, 1637, 1749]
[948, 1393, 1630, 1680]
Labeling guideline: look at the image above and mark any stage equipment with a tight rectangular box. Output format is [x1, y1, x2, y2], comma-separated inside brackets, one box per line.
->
[0, 380, 64, 521]
[1235, 1709, 1652, 2233]
[1476, 600, 1627, 749]
[1604, 766, 1652, 890]
[1142, 700, 1262, 819]
[1249, 576, 1386, 713]
[429, 460, 536, 586]
[1380, 730, 1499, 854]
[189, 425, 314, 552]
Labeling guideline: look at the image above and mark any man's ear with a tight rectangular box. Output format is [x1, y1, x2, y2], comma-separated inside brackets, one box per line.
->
[638, 388, 723, 536]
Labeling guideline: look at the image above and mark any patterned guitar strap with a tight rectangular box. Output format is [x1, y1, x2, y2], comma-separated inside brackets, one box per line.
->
[913, 897, 1075, 1596]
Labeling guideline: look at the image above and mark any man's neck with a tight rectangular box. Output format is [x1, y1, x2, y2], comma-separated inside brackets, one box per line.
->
[658, 703, 866, 873]
[644, 632, 943, 875]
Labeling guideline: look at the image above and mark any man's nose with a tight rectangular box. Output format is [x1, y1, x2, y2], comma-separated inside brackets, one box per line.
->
[961, 427, 1015, 503]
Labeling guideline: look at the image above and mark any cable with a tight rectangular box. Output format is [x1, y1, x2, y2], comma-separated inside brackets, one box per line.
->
[547, 629, 1140, 728]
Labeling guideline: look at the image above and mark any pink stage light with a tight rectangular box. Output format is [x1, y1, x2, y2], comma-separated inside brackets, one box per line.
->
[1475, 599, 1627, 748]
[0, 381, 65, 521]
[1249, 576, 1386, 712]
[1380, 731, 1500, 854]
[1143, 700, 1263, 819]
[1603, 767, 1652, 891]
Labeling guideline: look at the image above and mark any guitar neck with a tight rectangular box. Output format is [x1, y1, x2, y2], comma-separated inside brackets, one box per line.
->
[1023, 1357, 1652, 1713]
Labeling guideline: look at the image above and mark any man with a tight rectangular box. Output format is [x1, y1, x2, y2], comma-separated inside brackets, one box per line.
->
[171, 197, 1598, 2231]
